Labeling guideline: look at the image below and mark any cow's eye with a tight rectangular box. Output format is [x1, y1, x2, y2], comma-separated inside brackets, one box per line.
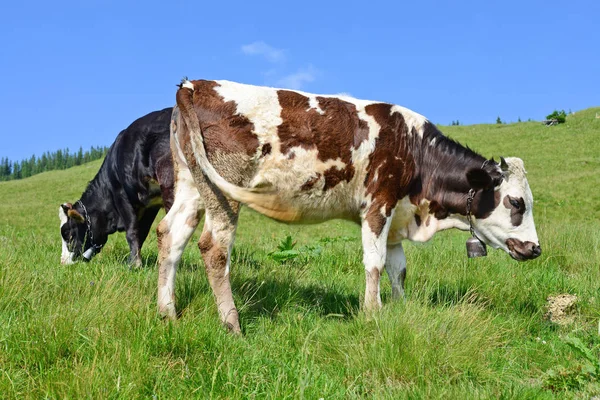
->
[509, 199, 520, 208]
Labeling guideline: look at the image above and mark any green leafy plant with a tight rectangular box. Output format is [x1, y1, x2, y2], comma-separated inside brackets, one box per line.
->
[544, 336, 599, 391]
[546, 110, 567, 124]
[268, 235, 327, 263]
[268, 235, 300, 263]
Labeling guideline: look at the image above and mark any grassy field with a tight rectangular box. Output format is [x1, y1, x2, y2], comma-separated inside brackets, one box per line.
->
[0, 108, 599, 399]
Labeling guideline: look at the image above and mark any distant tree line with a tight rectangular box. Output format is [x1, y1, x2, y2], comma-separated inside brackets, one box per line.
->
[0, 146, 109, 181]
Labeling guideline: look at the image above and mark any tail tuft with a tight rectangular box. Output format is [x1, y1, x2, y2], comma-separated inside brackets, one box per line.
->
[177, 77, 194, 90]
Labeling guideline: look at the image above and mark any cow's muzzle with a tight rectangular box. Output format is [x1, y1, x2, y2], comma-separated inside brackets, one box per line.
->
[506, 238, 541, 261]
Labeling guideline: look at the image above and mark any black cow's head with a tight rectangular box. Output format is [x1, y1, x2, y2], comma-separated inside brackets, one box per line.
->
[58, 202, 101, 263]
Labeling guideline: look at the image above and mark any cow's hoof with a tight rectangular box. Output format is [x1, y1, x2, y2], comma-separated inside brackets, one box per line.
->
[129, 257, 143, 269]
[223, 308, 241, 334]
[225, 322, 242, 335]
[158, 304, 177, 321]
[390, 288, 406, 301]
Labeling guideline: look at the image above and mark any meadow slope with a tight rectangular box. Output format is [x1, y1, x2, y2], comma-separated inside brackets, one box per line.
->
[0, 108, 599, 399]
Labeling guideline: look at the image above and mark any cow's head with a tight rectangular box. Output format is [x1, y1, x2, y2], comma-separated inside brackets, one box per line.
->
[58, 202, 99, 264]
[466, 157, 541, 261]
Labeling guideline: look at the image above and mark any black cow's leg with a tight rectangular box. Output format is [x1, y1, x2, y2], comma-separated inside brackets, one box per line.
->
[125, 227, 142, 267]
[385, 242, 407, 299]
[119, 204, 143, 267]
[136, 207, 161, 264]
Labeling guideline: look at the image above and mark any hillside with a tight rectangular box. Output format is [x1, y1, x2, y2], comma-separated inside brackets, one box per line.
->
[0, 108, 599, 398]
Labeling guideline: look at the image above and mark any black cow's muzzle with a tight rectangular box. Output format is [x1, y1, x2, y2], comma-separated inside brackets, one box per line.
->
[506, 238, 541, 261]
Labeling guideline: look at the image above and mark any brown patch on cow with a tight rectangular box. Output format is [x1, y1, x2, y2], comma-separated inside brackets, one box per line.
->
[198, 231, 216, 261]
[187, 80, 259, 158]
[363, 104, 415, 221]
[323, 165, 355, 191]
[275, 90, 369, 191]
[503, 195, 525, 226]
[175, 119, 199, 171]
[300, 173, 321, 191]
[156, 219, 172, 274]
[428, 201, 448, 219]
[365, 207, 387, 237]
[186, 209, 203, 228]
[425, 189, 499, 221]
[67, 209, 85, 223]
[474, 190, 501, 219]
[287, 151, 296, 159]
[200, 229, 241, 332]
[425, 216, 431, 227]
[260, 143, 272, 157]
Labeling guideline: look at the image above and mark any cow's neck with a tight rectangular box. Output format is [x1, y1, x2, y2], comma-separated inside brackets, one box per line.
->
[78, 180, 119, 236]
[406, 122, 489, 238]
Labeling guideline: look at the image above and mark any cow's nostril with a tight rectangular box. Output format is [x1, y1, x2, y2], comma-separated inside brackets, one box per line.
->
[532, 245, 541, 257]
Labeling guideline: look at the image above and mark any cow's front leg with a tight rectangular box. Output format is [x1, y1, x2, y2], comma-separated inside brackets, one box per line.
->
[118, 203, 143, 267]
[125, 228, 142, 268]
[361, 211, 394, 311]
[385, 242, 407, 300]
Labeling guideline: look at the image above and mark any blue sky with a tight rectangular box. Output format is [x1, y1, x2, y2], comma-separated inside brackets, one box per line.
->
[1, 0, 598, 161]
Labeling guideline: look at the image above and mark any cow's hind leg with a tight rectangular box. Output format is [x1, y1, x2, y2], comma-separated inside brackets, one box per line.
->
[385, 242, 407, 300]
[361, 212, 393, 311]
[156, 167, 203, 320]
[199, 200, 241, 333]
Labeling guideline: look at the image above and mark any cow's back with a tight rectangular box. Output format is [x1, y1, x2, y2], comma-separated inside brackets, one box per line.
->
[99, 107, 174, 210]
[188, 80, 409, 221]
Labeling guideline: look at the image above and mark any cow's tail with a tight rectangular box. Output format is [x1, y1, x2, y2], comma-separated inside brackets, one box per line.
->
[176, 79, 302, 222]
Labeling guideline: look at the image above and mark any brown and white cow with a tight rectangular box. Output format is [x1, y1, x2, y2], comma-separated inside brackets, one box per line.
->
[156, 79, 541, 332]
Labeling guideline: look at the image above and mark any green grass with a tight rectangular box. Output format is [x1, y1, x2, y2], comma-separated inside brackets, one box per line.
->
[1, 108, 599, 399]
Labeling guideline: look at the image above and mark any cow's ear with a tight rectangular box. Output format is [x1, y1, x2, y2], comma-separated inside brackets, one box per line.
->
[67, 209, 85, 223]
[60, 203, 72, 214]
[466, 168, 493, 190]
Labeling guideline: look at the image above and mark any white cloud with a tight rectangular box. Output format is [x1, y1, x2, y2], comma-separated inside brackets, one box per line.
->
[277, 66, 320, 90]
[241, 41, 285, 63]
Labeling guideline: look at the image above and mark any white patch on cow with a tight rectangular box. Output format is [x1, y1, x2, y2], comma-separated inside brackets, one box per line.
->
[430, 137, 437, 146]
[388, 197, 469, 244]
[182, 80, 194, 90]
[61, 239, 75, 264]
[59, 206, 68, 225]
[391, 105, 428, 137]
[307, 96, 325, 114]
[214, 80, 283, 150]
[58, 206, 75, 264]
[250, 146, 347, 189]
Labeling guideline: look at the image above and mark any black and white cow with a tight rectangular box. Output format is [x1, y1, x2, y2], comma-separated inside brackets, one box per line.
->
[157, 79, 541, 332]
[59, 108, 175, 266]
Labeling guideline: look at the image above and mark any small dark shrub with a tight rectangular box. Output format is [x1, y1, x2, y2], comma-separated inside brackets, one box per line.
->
[546, 110, 567, 124]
